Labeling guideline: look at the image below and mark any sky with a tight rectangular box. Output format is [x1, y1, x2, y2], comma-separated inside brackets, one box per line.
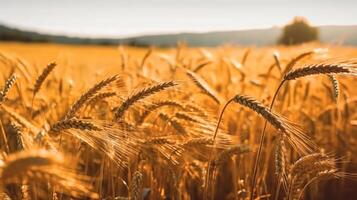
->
[1, 0, 357, 38]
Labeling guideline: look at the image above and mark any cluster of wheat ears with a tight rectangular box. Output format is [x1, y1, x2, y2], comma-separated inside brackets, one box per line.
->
[0, 44, 356, 200]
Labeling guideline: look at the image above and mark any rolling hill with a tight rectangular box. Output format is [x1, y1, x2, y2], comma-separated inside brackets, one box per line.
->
[1, 24, 357, 46]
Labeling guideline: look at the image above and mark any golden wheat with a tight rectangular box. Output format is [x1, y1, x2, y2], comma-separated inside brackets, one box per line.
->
[0, 43, 355, 200]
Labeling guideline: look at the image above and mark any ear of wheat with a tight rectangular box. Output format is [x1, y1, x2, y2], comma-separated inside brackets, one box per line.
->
[175, 111, 202, 123]
[241, 48, 251, 65]
[138, 100, 185, 124]
[288, 153, 338, 200]
[118, 46, 127, 70]
[232, 95, 316, 155]
[184, 102, 210, 118]
[9, 122, 26, 152]
[33, 62, 56, 97]
[158, 112, 186, 134]
[50, 118, 102, 133]
[64, 75, 122, 119]
[114, 81, 177, 120]
[273, 51, 282, 73]
[140, 48, 153, 68]
[275, 135, 288, 190]
[181, 137, 213, 147]
[193, 60, 212, 72]
[284, 60, 357, 80]
[0, 104, 40, 135]
[0, 73, 17, 103]
[130, 171, 143, 200]
[49, 119, 141, 168]
[186, 70, 222, 104]
[144, 136, 174, 145]
[328, 75, 339, 101]
[85, 92, 116, 107]
[213, 144, 250, 166]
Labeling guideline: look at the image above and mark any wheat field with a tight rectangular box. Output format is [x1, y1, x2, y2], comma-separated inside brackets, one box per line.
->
[0, 42, 356, 200]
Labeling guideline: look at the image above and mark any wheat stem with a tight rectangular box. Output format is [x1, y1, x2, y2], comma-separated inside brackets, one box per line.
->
[250, 79, 285, 200]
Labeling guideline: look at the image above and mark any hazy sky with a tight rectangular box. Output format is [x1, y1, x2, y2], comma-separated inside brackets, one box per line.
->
[1, 0, 357, 37]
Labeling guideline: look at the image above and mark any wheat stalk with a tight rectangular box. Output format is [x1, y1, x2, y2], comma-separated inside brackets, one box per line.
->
[186, 70, 221, 104]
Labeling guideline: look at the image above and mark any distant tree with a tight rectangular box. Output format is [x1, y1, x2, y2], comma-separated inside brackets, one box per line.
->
[278, 17, 319, 45]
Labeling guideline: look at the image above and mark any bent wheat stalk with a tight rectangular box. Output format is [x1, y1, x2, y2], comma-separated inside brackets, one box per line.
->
[214, 95, 315, 154]
[252, 59, 357, 200]
[205, 91, 315, 199]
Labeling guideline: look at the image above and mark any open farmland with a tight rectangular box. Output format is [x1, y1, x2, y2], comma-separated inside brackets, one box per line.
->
[0, 42, 356, 200]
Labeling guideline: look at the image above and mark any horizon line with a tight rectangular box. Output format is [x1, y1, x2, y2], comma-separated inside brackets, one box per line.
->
[1, 21, 357, 39]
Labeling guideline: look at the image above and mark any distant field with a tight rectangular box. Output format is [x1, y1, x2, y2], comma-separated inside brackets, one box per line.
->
[0, 42, 356, 200]
[2, 24, 357, 46]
